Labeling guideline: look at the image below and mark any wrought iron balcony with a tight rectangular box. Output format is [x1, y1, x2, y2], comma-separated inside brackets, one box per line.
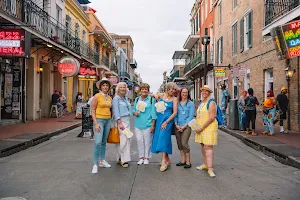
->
[265, 0, 300, 26]
[184, 51, 212, 75]
[170, 70, 180, 81]
[101, 55, 110, 67]
[0, 0, 100, 65]
[110, 62, 118, 74]
[120, 71, 131, 80]
[130, 59, 137, 68]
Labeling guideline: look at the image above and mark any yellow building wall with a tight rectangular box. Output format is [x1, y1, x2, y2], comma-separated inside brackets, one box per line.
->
[67, 77, 73, 112]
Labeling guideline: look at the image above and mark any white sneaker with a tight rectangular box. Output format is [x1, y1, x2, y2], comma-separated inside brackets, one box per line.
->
[99, 160, 111, 168]
[92, 164, 98, 174]
[143, 159, 149, 165]
[137, 159, 144, 165]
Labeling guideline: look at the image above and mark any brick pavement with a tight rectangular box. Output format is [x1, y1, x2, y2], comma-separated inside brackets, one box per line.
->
[0, 113, 81, 140]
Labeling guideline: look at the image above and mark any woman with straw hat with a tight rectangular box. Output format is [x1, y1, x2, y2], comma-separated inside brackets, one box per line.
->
[195, 85, 218, 178]
[90, 77, 113, 174]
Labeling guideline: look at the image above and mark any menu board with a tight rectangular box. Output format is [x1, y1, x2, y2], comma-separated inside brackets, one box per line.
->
[75, 102, 87, 119]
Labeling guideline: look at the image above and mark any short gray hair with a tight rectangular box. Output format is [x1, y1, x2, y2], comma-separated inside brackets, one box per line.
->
[165, 82, 177, 92]
[115, 82, 128, 94]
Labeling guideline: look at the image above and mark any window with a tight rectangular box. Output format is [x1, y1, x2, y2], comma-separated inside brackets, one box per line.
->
[233, 0, 237, 9]
[216, 36, 223, 64]
[201, 2, 204, 25]
[264, 69, 274, 99]
[75, 23, 79, 38]
[205, 0, 208, 18]
[122, 48, 127, 54]
[232, 22, 238, 56]
[56, 5, 62, 24]
[82, 30, 86, 42]
[218, 1, 222, 25]
[65, 15, 71, 32]
[121, 40, 126, 44]
[210, 26, 214, 62]
[195, 13, 199, 33]
[233, 78, 238, 99]
[240, 10, 253, 52]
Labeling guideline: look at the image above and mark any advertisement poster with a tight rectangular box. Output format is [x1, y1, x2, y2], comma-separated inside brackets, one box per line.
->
[4, 74, 12, 98]
[75, 102, 87, 119]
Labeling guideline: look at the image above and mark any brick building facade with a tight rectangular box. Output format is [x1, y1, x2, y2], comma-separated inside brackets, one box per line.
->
[213, 0, 300, 131]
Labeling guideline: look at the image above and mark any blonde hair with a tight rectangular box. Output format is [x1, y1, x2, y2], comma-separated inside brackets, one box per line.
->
[165, 82, 177, 92]
[139, 83, 150, 91]
[115, 82, 128, 95]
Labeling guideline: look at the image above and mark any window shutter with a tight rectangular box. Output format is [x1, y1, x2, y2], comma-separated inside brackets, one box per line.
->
[220, 36, 223, 64]
[248, 10, 253, 48]
[216, 39, 219, 65]
[240, 19, 244, 52]
[232, 25, 234, 56]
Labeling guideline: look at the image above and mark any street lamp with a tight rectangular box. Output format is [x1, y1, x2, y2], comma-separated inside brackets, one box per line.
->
[202, 28, 210, 85]
[285, 66, 296, 131]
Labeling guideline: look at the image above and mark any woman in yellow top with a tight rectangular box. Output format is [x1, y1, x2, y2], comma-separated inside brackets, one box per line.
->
[195, 85, 218, 178]
[91, 78, 113, 174]
[262, 90, 277, 136]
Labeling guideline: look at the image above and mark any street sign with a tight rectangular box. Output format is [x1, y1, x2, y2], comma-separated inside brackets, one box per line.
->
[239, 68, 247, 77]
[214, 68, 226, 78]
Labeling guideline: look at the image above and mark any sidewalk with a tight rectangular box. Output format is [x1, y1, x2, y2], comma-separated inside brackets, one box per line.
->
[220, 124, 300, 169]
[0, 113, 81, 157]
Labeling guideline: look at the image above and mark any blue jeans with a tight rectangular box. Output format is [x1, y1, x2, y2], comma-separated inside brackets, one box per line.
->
[221, 109, 227, 127]
[93, 118, 111, 164]
[239, 109, 246, 131]
[263, 108, 276, 135]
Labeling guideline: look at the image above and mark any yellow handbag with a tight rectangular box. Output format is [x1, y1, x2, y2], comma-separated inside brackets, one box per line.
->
[107, 126, 120, 144]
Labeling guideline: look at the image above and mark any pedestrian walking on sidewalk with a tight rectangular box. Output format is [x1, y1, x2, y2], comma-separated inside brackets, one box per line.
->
[174, 88, 195, 169]
[152, 82, 178, 172]
[195, 85, 218, 178]
[276, 87, 289, 134]
[133, 83, 157, 165]
[244, 88, 259, 136]
[91, 78, 113, 174]
[262, 90, 277, 136]
[238, 90, 247, 131]
[220, 84, 230, 128]
[112, 82, 132, 168]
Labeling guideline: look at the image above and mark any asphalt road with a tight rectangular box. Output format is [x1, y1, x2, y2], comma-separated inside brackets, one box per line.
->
[0, 122, 300, 200]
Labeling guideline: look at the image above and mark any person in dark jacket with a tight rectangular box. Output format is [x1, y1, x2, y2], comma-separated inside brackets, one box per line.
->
[276, 87, 289, 134]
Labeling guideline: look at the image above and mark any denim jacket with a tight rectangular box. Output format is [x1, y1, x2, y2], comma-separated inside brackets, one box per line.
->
[112, 95, 131, 120]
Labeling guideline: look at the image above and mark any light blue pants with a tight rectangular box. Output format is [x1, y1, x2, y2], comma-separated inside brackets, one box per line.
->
[263, 108, 276, 135]
[93, 118, 111, 164]
[239, 109, 246, 131]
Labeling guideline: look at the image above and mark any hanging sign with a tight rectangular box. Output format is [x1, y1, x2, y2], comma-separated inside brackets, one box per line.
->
[0, 29, 25, 57]
[57, 57, 80, 77]
[214, 68, 226, 78]
[281, 20, 300, 58]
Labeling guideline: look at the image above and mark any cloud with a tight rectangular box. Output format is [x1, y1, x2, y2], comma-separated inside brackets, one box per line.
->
[90, 0, 195, 92]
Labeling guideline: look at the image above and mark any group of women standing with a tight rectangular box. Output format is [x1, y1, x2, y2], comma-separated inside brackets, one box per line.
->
[90, 79, 218, 178]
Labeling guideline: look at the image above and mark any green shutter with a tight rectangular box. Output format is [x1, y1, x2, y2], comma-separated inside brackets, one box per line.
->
[248, 11, 253, 48]
[216, 40, 219, 65]
[240, 19, 244, 52]
[220, 36, 223, 64]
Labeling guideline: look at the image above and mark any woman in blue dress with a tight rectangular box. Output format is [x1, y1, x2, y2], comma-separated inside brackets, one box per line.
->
[152, 82, 178, 172]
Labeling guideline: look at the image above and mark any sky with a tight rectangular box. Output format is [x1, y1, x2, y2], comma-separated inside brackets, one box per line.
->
[90, 0, 195, 92]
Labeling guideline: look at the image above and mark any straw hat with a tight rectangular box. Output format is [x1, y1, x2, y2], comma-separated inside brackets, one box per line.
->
[96, 77, 111, 89]
[200, 85, 213, 93]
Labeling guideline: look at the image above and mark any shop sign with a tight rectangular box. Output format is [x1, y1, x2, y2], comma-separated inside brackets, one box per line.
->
[108, 76, 118, 85]
[79, 67, 96, 76]
[57, 57, 80, 77]
[214, 68, 226, 78]
[281, 20, 300, 58]
[271, 19, 300, 59]
[0, 29, 25, 57]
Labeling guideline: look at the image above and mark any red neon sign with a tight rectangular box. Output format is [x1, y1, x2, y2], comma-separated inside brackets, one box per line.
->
[0, 29, 25, 57]
[57, 57, 80, 77]
[79, 67, 96, 76]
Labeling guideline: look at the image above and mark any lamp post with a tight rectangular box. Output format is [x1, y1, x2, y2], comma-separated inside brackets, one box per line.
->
[202, 28, 210, 85]
[285, 66, 296, 131]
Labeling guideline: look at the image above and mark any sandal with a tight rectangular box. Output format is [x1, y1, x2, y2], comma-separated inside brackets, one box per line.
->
[176, 162, 186, 166]
[268, 133, 274, 136]
[121, 162, 129, 168]
[261, 132, 267, 135]
[251, 133, 258, 136]
[160, 162, 168, 172]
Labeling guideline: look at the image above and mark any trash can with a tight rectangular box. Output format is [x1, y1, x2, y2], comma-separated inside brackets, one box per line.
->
[229, 99, 239, 130]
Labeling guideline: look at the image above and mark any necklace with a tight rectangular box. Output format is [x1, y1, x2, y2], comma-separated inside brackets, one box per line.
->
[101, 92, 109, 104]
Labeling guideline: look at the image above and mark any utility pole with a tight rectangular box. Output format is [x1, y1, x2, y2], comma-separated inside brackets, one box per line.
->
[202, 28, 210, 85]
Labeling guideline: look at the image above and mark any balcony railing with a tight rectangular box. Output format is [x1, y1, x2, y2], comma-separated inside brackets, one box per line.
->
[265, 0, 300, 26]
[110, 63, 118, 74]
[101, 55, 110, 67]
[184, 51, 212, 75]
[120, 71, 131, 80]
[0, 0, 99, 65]
[170, 70, 180, 80]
